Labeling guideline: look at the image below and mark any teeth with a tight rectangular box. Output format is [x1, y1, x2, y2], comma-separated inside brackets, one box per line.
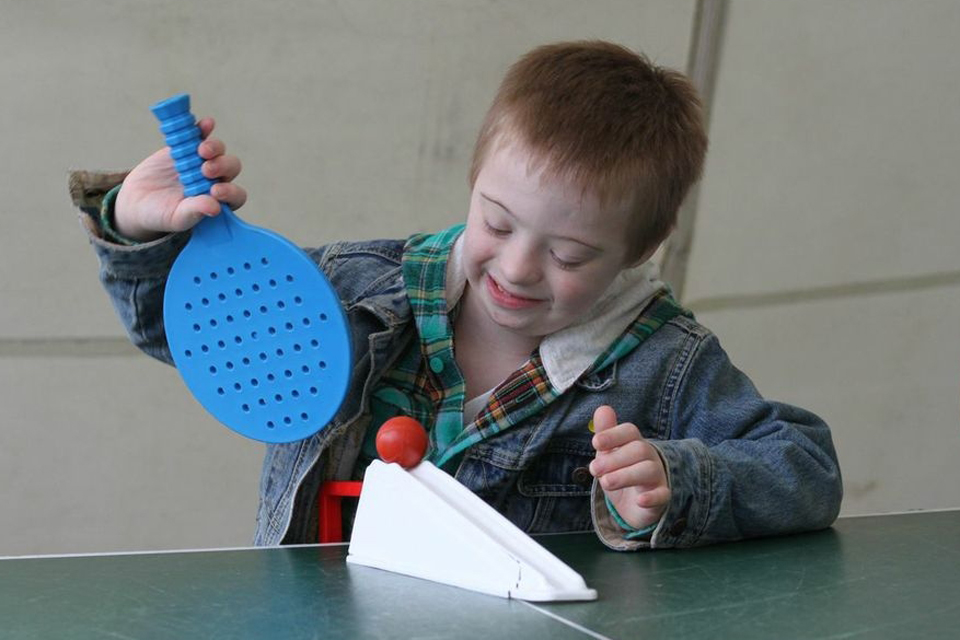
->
[495, 280, 517, 297]
[490, 276, 535, 302]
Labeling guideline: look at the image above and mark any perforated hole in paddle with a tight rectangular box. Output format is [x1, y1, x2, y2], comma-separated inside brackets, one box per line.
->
[174, 257, 339, 432]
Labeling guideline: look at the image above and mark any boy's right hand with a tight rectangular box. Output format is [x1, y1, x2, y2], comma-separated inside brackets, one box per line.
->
[114, 117, 247, 242]
[589, 405, 670, 531]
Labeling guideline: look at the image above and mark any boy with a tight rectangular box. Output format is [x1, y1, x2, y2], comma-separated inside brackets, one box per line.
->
[74, 41, 841, 550]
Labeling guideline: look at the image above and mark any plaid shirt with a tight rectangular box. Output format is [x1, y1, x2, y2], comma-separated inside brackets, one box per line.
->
[366, 224, 686, 471]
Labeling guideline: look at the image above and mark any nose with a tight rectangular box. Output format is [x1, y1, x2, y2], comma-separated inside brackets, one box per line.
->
[499, 237, 541, 286]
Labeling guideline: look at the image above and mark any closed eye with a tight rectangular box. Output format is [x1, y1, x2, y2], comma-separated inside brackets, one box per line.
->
[483, 220, 510, 237]
[550, 251, 585, 270]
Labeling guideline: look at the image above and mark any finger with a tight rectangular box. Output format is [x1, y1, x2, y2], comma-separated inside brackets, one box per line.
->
[636, 486, 671, 510]
[197, 117, 216, 139]
[198, 137, 225, 159]
[595, 459, 665, 492]
[591, 439, 643, 475]
[172, 195, 221, 225]
[164, 209, 206, 233]
[591, 441, 661, 480]
[593, 422, 645, 451]
[210, 182, 248, 210]
[591, 439, 656, 474]
[591, 405, 618, 435]
[203, 155, 242, 182]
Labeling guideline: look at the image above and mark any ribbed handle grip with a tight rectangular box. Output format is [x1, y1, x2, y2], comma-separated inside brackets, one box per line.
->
[150, 94, 215, 198]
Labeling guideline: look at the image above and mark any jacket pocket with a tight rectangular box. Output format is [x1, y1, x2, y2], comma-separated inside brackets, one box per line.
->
[516, 439, 595, 533]
[518, 439, 595, 497]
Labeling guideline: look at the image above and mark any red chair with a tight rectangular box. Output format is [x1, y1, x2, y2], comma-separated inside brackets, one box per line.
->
[317, 481, 363, 543]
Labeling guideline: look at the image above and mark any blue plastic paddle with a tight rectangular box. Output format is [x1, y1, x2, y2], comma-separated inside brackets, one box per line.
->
[151, 94, 351, 443]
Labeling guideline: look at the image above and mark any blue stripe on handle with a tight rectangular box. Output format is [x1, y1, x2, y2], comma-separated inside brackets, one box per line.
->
[150, 94, 214, 198]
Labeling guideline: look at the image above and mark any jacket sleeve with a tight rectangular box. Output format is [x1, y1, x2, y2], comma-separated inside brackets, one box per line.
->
[72, 169, 190, 366]
[596, 326, 843, 550]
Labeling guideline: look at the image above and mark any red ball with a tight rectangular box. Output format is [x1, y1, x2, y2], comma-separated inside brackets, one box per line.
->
[375, 416, 428, 469]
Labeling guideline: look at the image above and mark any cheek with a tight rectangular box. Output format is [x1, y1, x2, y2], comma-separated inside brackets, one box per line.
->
[551, 260, 627, 311]
[550, 274, 603, 309]
[462, 227, 493, 273]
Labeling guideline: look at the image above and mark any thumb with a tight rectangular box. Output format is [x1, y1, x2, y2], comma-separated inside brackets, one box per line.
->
[170, 195, 221, 231]
[591, 405, 618, 434]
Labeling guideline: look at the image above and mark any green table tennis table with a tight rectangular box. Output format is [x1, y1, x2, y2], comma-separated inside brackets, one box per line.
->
[1, 510, 957, 639]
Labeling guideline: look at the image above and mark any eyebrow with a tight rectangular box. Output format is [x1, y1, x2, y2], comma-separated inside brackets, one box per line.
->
[479, 192, 602, 252]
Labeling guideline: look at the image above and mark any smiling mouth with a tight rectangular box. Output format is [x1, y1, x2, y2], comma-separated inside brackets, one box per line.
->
[486, 275, 542, 309]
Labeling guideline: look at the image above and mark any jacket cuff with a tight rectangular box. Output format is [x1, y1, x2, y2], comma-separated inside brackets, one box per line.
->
[71, 169, 191, 277]
[591, 480, 647, 550]
[68, 169, 129, 214]
[99, 185, 141, 246]
[603, 494, 658, 538]
[646, 438, 714, 549]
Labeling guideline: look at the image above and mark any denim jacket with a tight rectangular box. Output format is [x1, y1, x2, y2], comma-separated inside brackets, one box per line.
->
[73, 172, 842, 551]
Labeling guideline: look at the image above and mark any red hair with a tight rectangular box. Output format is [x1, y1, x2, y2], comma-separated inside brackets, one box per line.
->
[470, 41, 708, 258]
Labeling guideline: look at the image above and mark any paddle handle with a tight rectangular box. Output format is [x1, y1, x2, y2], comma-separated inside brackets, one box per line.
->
[150, 94, 220, 197]
[150, 93, 235, 241]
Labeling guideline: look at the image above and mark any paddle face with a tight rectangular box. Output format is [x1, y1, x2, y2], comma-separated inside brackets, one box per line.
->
[164, 212, 351, 442]
[153, 94, 352, 443]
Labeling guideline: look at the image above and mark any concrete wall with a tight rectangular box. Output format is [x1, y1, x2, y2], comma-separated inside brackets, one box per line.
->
[0, 0, 693, 555]
[684, 0, 960, 516]
[1, 0, 956, 556]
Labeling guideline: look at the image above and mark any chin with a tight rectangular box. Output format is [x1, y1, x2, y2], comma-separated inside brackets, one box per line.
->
[483, 305, 530, 331]
[487, 307, 553, 337]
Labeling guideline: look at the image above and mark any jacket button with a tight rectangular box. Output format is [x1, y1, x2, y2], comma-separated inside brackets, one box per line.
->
[571, 466, 593, 486]
[669, 517, 688, 537]
[429, 357, 444, 373]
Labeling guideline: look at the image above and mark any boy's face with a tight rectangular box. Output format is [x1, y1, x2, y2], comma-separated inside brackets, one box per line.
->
[462, 139, 640, 341]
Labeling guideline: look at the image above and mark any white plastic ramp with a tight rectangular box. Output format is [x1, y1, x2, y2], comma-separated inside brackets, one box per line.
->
[346, 459, 598, 602]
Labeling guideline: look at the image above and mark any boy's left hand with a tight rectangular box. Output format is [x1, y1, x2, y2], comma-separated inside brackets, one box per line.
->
[589, 405, 670, 531]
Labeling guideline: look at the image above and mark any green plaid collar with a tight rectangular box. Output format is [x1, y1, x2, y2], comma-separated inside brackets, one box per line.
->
[397, 225, 468, 467]
[369, 224, 687, 471]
